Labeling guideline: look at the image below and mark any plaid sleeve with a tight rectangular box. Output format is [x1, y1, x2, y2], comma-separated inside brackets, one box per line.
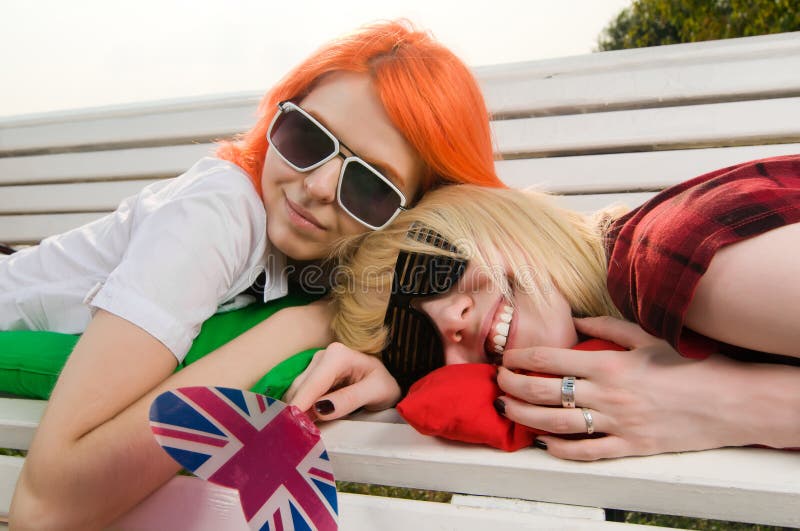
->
[605, 154, 800, 358]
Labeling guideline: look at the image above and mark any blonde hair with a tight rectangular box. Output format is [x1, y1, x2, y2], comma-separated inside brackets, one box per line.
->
[331, 185, 625, 354]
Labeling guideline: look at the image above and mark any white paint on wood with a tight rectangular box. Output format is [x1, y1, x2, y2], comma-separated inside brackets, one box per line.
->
[0, 180, 159, 214]
[450, 494, 605, 521]
[0, 144, 213, 185]
[496, 143, 800, 193]
[492, 97, 800, 157]
[319, 420, 800, 528]
[0, 99, 259, 153]
[0, 399, 45, 450]
[0, 212, 106, 244]
[478, 33, 800, 115]
[0, 458, 672, 530]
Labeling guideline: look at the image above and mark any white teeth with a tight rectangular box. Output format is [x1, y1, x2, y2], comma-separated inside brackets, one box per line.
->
[488, 303, 514, 356]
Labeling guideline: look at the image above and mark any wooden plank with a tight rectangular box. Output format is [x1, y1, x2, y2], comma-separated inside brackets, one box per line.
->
[319, 420, 800, 528]
[0, 96, 259, 154]
[0, 399, 45, 450]
[450, 494, 605, 520]
[0, 144, 213, 185]
[1, 33, 797, 156]
[477, 32, 800, 116]
[554, 192, 654, 213]
[0, 458, 671, 530]
[0, 399, 791, 526]
[335, 493, 664, 530]
[496, 143, 800, 193]
[0, 180, 158, 214]
[492, 97, 800, 157]
[0, 213, 106, 244]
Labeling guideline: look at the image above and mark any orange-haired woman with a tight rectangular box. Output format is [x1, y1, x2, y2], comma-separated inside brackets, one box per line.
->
[3, 21, 504, 529]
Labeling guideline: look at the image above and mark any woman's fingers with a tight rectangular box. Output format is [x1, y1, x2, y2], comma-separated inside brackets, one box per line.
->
[536, 434, 631, 461]
[497, 367, 597, 407]
[502, 345, 602, 379]
[284, 351, 336, 413]
[573, 316, 657, 349]
[498, 395, 606, 435]
[312, 371, 401, 421]
[286, 342, 401, 421]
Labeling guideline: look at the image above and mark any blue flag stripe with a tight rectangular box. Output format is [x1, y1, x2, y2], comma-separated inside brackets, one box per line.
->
[150, 391, 225, 436]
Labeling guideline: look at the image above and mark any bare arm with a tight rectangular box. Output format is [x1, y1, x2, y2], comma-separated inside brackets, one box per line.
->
[685, 223, 800, 358]
[10, 301, 333, 530]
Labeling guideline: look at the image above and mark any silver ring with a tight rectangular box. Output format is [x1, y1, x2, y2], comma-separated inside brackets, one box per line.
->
[581, 408, 595, 435]
[561, 376, 576, 408]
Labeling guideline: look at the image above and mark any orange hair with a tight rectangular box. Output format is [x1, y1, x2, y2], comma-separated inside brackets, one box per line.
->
[216, 20, 505, 197]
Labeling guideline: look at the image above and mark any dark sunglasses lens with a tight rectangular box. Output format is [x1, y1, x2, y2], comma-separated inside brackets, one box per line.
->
[383, 305, 444, 392]
[270, 109, 335, 169]
[340, 161, 402, 227]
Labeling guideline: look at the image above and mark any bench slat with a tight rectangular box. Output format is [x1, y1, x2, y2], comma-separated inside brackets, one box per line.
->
[0, 213, 104, 244]
[496, 143, 800, 193]
[492, 97, 800, 157]
[0, 458, 668, 530]
[0, 97, 259, 155]
[1, 397, 792, 526]
[320, 420, 800, 528]
[0, 144, 213, 186]
[0, 180, 160, 214]
[479, 33, 800, 116]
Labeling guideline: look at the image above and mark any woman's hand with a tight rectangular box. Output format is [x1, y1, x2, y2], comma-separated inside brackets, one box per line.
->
[284, 342, 401, 421]
[496, 316, 800, 460]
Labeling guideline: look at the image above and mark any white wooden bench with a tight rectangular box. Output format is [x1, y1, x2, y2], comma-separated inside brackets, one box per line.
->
[2, 32, 799, 529]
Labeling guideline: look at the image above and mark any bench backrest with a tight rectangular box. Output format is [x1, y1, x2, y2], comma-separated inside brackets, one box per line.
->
[2, 32, 799, 245]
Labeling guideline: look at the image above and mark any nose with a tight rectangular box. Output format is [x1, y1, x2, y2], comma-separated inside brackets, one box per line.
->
[417, 292, 475, 346]
[303, 157, 341, 204]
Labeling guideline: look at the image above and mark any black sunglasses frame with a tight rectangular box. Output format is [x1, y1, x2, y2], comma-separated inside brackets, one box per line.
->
[382, 224, 468, 392]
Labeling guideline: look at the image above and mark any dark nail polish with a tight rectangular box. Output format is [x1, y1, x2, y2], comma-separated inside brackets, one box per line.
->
[314, 399, 335, 415]
[533, 438, 548, 450]
[493, 398, 506, 415]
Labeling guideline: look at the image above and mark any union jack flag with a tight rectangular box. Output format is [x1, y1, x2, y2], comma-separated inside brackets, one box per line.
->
[149, 386, 338, 531]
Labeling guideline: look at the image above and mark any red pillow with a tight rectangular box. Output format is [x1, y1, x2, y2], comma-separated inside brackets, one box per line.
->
[397, 339, 625, 451]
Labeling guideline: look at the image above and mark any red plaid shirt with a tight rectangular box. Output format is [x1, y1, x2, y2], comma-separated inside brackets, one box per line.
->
[605, 154, 800, 364]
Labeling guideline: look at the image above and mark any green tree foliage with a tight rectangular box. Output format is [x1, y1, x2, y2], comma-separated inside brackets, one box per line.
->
[598, 0, 800, 50]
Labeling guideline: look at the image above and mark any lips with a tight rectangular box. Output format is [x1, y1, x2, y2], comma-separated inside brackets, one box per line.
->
[285, 195, 325, 230]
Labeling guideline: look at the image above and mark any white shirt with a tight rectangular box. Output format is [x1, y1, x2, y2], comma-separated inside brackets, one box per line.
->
[0, 157, 288, 361]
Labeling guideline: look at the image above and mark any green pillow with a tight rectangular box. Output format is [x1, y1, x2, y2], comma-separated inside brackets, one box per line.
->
[0, 293, 321, 400]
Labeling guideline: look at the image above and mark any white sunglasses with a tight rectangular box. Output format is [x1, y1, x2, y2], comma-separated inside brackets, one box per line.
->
[267, 101, 408, 230]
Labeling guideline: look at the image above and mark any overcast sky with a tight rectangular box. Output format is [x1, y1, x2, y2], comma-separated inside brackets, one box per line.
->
[1, 0, 631, 118]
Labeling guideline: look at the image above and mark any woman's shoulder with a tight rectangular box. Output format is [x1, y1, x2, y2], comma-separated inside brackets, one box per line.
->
[168, 157, 261, 202]
[608, 154, 800, 253]
[605, 154, 800, 347]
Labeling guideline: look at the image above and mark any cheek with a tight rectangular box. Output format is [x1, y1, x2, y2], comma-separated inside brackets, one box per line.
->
[518, 295, 577, 348]
[262, 150, 293, 190]
[337, 215, 369, 238]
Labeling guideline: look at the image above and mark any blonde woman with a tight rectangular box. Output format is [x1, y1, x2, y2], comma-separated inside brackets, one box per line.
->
[289, 155, 800, 458]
